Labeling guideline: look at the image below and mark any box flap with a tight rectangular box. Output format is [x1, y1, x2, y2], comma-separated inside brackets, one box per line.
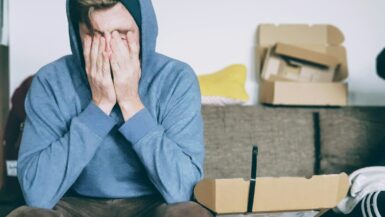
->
[194, 179, 217, 211]
[274, 43, 340, 68]
[194, 173, 350, 214]
[257, 24, 348, 81]
[258, 24, 344, 46]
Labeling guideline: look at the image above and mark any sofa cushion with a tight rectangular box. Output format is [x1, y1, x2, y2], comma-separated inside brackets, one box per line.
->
[319, 107, 385, 174]
[202, 106, 315, 179]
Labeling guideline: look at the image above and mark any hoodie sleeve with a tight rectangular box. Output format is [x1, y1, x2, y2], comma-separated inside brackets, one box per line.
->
[17, 75, 116, 209]
[118, 67, 205, 204]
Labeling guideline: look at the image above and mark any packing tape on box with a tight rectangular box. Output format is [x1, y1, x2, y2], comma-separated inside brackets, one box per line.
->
[247, 145, 259, 213]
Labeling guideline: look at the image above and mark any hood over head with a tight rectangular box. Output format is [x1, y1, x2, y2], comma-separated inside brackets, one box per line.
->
[66, 0, 159, 81]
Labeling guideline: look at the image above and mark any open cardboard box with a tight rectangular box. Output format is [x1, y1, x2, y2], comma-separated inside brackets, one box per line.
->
[262, 43, 341, 83]
[194, 173, 350, 215]
[257, 24, 349, 106]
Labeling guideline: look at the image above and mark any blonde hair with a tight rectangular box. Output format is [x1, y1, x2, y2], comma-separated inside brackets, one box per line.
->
[78, 0, 119, 8]
[77, 0, 119, 28]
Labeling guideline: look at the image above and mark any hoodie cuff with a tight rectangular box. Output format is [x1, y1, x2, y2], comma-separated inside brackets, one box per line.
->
[118, 108, 159, 144]
[77, 101, 116, 138]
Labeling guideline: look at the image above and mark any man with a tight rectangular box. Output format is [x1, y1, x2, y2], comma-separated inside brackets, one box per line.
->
[8, 0, 212, 216]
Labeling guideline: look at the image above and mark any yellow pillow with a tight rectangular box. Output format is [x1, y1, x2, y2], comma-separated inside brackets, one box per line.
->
[198, 64, 249, 105]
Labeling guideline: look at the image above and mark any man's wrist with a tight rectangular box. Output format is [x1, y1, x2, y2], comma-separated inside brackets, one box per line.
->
[94, 100, 115, 115]
[119, 99, 145, 121]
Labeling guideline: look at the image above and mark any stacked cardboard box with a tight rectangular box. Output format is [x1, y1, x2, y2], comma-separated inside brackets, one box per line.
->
[257, 24, 349, 106]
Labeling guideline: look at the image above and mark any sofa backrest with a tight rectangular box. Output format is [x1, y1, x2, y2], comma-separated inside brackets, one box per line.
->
[202, 106, 316, 179]
[319, 107, 385, 174]
[202, 106, 385, 179]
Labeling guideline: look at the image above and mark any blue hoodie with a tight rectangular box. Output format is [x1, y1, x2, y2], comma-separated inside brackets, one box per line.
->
[17, 0, 204, 209]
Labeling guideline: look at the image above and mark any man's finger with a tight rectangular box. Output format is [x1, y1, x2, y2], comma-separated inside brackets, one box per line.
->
[96, 37, 105, 74]
[111, 31, 128, 61]
[83, 35, 92, 74]
[90, 35, 100, 74]
[110, 52, 120, 77]
[102, 51, 111, 79]
[104, 32, 112, 57]
[127, 32, 140, 59]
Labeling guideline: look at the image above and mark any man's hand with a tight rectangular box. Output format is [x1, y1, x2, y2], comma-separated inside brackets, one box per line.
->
[83, 34, 116, 115]
[110, 31, 144, 121]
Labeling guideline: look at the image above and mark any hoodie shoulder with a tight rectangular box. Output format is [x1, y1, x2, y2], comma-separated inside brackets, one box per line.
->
[32, 55, 81, 106]
[153, 53, 196, 79]
[152, 53, 200, 104]
[153, 53, 199, 98]
[34, 55, 74, 81]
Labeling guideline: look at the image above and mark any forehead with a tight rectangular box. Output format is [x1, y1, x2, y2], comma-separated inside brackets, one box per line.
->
[89, 2, 134, 32]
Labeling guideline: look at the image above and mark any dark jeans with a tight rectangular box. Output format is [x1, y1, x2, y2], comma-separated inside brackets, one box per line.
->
[6, 195, 214, 217]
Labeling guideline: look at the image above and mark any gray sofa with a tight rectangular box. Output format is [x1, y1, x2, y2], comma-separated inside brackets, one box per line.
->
[202, 105, 385, 216]
[1, 106, 385, 217]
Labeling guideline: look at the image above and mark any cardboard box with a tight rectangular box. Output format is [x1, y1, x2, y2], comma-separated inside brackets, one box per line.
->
[262, 43, 340, 83]
[194, 173, 349, 215]
[259, 81, 348, 106]
[257, 24, 349, 106]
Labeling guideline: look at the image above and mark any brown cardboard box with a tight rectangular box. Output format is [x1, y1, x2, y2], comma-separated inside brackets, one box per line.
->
[194, 173, 349, 215]
[262, 43, 340, 83]
[257, 24, 349, 106]
[260, 81, 348, 106]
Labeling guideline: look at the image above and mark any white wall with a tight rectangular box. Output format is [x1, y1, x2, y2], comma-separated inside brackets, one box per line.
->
[0, 0, 9, 45]
[9, 0, 385, 105]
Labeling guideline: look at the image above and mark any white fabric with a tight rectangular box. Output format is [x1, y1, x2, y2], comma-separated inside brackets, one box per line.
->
[366, 192, 374, 217]
[201, 96, 245, 106]
[6, 160, 17, 176]
[334, 166, 385, 214]
[361, 194, 368, 217]
[373, 191, 381, 217]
